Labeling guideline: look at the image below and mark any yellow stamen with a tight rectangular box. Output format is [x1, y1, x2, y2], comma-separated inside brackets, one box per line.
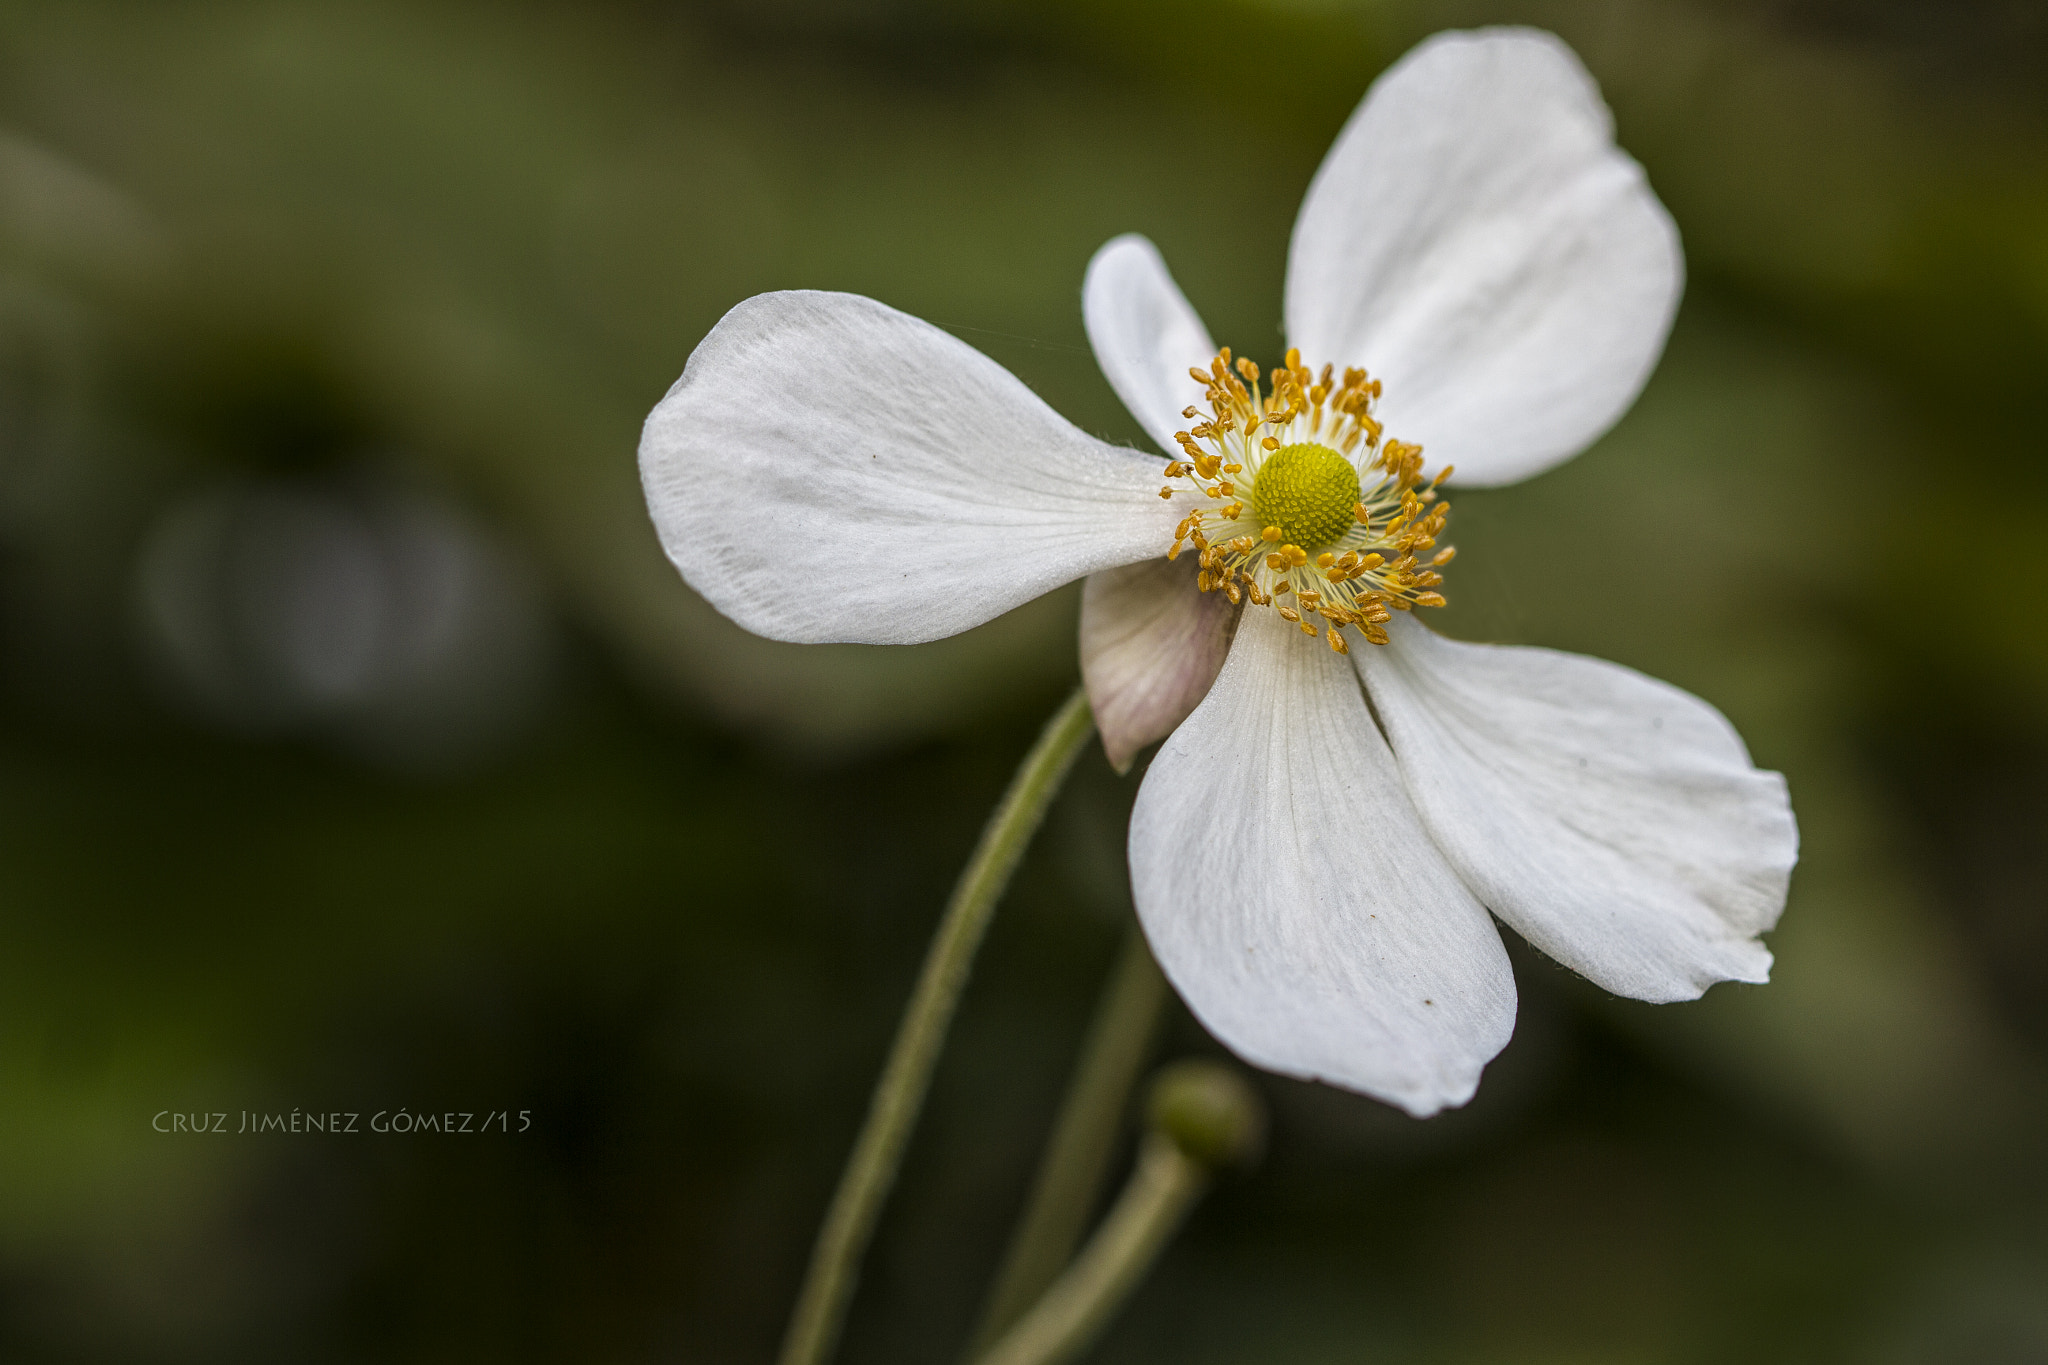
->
[1161, 347, 1457, 647]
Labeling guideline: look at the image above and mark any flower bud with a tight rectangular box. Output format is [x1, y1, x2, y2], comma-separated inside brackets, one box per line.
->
[1145, 1060, 1265, 1170]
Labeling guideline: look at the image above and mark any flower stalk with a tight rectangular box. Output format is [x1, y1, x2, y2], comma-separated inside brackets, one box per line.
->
[970, 925, 1169, 1353]
[973, 1134, 1202, 1365]
[971, 1062, 1264, 1365]
[777, 686, 1097, 1365]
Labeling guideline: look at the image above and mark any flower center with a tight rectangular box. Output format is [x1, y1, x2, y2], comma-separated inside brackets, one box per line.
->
[1249, 443, 1361, 550]
[1154, 347, 1455, 653]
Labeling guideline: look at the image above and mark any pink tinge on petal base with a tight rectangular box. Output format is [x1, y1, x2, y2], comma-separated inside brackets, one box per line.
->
[1080, 556, 1239, 773]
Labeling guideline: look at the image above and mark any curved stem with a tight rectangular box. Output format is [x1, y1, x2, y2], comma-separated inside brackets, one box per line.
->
[970, 925, 1168, 1353]
[776, 686, 1097, 1365]
[971, 1134, 1208, 1365]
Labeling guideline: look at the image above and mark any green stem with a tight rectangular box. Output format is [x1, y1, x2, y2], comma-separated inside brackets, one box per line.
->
[970, 925, 1168, 1353]
[970, 1134, 1208, 1365]
[776, 686, 1097, 1365]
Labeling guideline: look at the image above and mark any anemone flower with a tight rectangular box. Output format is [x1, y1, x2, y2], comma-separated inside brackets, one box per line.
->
[640, 28, 1797, 1116]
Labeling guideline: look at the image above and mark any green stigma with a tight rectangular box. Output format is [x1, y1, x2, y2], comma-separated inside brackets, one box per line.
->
[1249, 443, 1361, 549]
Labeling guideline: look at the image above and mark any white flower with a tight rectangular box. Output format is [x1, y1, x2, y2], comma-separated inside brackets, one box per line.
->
[639, 28, 1797, 1116]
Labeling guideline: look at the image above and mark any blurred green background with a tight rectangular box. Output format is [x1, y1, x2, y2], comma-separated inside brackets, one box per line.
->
[2, 0, 2046, 1360]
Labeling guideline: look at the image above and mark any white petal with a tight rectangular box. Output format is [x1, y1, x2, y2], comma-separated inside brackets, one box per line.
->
[640, 290, 1178, 644]
[1355, 615, 1797, 1002]
[1082, 234, 1218, 458]
[1079, 555, 1237, 774]
[1284, 28, 1682, 488]
[1129, 609, 1515, 1116]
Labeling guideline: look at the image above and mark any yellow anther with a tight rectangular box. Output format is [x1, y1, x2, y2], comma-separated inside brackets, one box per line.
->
[1154, 344, 1454, 650]
[1159, 487, 1173, 499]
[1433, 547, 1456, 565]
